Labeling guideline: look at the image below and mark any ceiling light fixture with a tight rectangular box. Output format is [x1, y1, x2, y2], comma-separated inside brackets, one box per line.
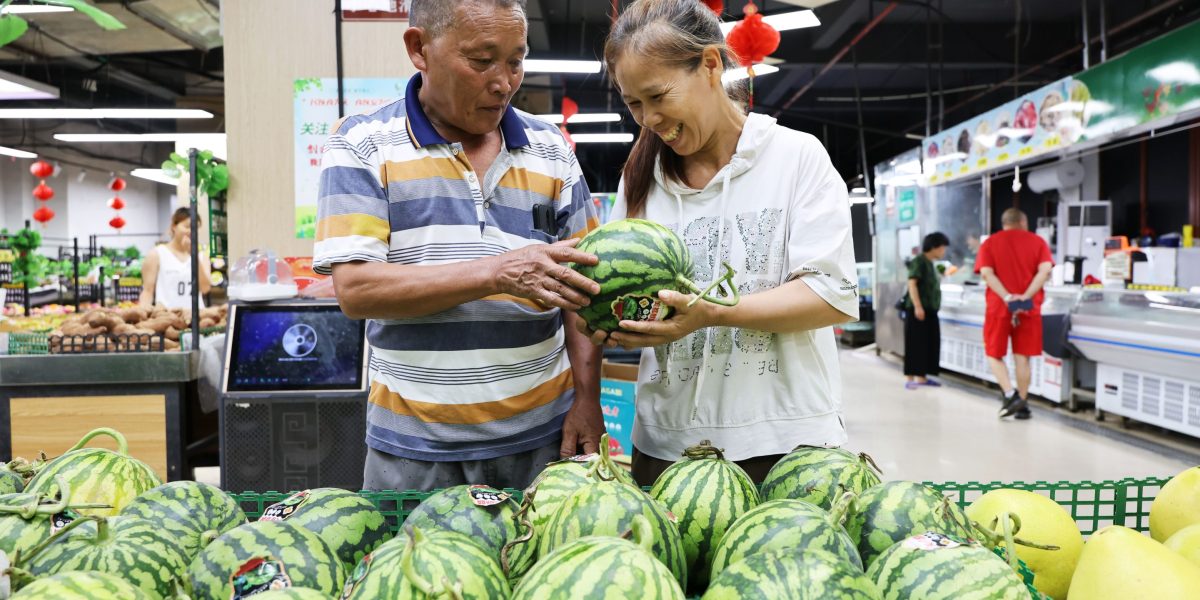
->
[722, 63, 780, 83]
[0, 4, 73, 14]
[0, 108, 214, 119]
[130, 168, 180, 186]
[0, 70, 59, 101]
[524, 60, 603, 74]
[720, 9, 820, 35]
[0, 145, 37, 159]
[571, 133, 635, 143]
[534, 113, 622, 125]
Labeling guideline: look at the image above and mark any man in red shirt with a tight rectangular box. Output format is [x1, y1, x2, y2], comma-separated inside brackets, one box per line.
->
[975, 208, 1053, 420]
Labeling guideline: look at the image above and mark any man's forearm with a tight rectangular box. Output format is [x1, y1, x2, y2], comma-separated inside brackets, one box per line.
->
[1023, 263, 1053, 298]
[564, 312, 602, 404]
[981, 269, 1010, 298]
[332, 259, 498, 319]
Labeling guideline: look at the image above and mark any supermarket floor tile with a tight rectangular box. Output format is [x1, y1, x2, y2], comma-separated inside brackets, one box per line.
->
[839, 347, 1193, 483]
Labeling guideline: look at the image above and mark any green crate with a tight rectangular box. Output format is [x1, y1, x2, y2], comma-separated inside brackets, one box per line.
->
[7, 331, 49, 355]
[230, 477, 1168, 537]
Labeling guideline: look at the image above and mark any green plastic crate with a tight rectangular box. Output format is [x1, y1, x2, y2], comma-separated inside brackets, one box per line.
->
[6, 331, 48, 355]
[230, 477, 1168, 537]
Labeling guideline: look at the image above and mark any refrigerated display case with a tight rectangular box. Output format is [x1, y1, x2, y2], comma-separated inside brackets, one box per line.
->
[1069, 288, 1200, 438]
[937, 284, 1078, 405]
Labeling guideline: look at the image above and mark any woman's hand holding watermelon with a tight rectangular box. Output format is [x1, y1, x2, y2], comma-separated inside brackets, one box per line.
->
[602, 289, 716, 349]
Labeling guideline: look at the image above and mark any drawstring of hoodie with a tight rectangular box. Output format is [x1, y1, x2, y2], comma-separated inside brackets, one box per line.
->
[686, 168, 733, 422]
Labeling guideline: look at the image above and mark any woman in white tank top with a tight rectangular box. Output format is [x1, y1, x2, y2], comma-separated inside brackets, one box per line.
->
[139, 207, 212, 309]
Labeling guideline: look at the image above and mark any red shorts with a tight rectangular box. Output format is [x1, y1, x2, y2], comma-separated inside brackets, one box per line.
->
[983, 309, 1043, 359]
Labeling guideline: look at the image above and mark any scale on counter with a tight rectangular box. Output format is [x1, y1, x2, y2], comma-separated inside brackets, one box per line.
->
[219, 299, 369, 491]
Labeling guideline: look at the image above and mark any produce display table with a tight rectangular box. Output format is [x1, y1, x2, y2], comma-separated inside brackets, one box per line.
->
[0, 350, 200, 481]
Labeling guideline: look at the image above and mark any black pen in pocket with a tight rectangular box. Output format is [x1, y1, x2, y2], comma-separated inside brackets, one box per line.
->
[532, 204, 558, 239]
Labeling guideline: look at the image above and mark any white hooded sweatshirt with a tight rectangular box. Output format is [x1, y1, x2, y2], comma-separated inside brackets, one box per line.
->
[611, 112, 859, 462]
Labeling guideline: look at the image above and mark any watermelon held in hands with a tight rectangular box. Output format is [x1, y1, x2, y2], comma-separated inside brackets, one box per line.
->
[119, 480, 247, 561]
[866, 532, 1033, 600]
[188, 520, 345, 599]
[256, 488, 390, 572]
[340, 526, 511, 600]
[709, 497, 861, 582]
[702, 549, 882, 600]
[10, 571, 151, 600]
[24, 428, 160, 517]
[23, 515, 191, 600]
[760, 446, 883, 510]
[513, 515, 685, 600]
[650, 440, 760, 592]
[572, 218, 740, 333]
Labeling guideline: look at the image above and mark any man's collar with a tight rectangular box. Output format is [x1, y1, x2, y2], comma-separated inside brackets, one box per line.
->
[404, 73, 530, 150]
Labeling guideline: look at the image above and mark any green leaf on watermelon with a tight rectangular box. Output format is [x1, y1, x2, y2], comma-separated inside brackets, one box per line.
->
[38, 0, 125, 30]
[0, 15, 29, 47]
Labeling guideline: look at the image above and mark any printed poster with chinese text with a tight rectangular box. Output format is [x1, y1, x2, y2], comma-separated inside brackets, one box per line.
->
[293, 77, 408, 238]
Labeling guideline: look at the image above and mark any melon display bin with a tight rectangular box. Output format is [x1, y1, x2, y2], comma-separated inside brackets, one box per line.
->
[232, 476, 1167, 537]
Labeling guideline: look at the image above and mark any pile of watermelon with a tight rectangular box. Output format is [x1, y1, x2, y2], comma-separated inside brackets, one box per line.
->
[4, 426, 1198, 599]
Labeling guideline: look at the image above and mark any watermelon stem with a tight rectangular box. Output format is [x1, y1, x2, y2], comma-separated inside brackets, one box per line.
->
[199, 529, 219, 550]
[65, 428, 129, 456]
[970, 514, 1062, 552]
[682, 440, 725, 461]
[0, 475, 109, 518]
[12, 514, 101, 568]
[401, 525, 437, 595]
[619, 515, 655, 553]
[682, 262, 741, 308]
[828, 490, 856, 527]
[4, 566, 36, 592]
[500, 510, 535, 578]
[858, 452, 884, 476]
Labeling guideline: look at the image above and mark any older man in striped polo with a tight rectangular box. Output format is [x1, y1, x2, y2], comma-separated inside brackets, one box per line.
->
[313, 0, 605, 491]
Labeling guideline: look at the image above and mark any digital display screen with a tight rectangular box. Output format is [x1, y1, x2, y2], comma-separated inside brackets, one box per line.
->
[226, 304, 365, 392]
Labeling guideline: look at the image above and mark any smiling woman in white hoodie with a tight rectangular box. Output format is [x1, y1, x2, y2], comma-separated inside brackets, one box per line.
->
[595, 0, 861, 486]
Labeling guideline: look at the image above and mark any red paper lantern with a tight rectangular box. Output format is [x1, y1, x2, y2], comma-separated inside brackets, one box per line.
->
[726, 2, 780, 66]
[703, 0, 723, 16]
[107, 196, 126, 210]
[32, 205, 54, 224]
[32, 182, 54, 201]
[108, 177, 127, 192]
[109, 215, 126, 231]
[29, 160, 53, 179]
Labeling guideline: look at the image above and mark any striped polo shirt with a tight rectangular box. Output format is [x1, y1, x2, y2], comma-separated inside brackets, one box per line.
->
[314, 74, 599, 461]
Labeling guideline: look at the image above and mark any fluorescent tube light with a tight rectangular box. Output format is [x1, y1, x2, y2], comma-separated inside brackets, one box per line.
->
[535, 113, 622, 125]
[524, 60, 602, 74]
[722, 63, 780, 83]
[0, 108, 213, 119]
[571, 133, 634, 143]
[720, 9, 820, 35]
[0, 70, 59, 101]
[0, 145, 36, 158]
[0, 4, 73, 14]
[131, 168, 180, 186]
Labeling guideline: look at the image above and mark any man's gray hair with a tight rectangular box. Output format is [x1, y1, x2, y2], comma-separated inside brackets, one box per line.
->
[410, 0, 528, 38]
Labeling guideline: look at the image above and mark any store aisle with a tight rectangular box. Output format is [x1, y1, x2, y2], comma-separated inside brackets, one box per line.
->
[840, 347, 1192, 483]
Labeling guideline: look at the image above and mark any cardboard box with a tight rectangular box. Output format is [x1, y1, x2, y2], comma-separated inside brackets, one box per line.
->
[600, 361, 638, 464]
